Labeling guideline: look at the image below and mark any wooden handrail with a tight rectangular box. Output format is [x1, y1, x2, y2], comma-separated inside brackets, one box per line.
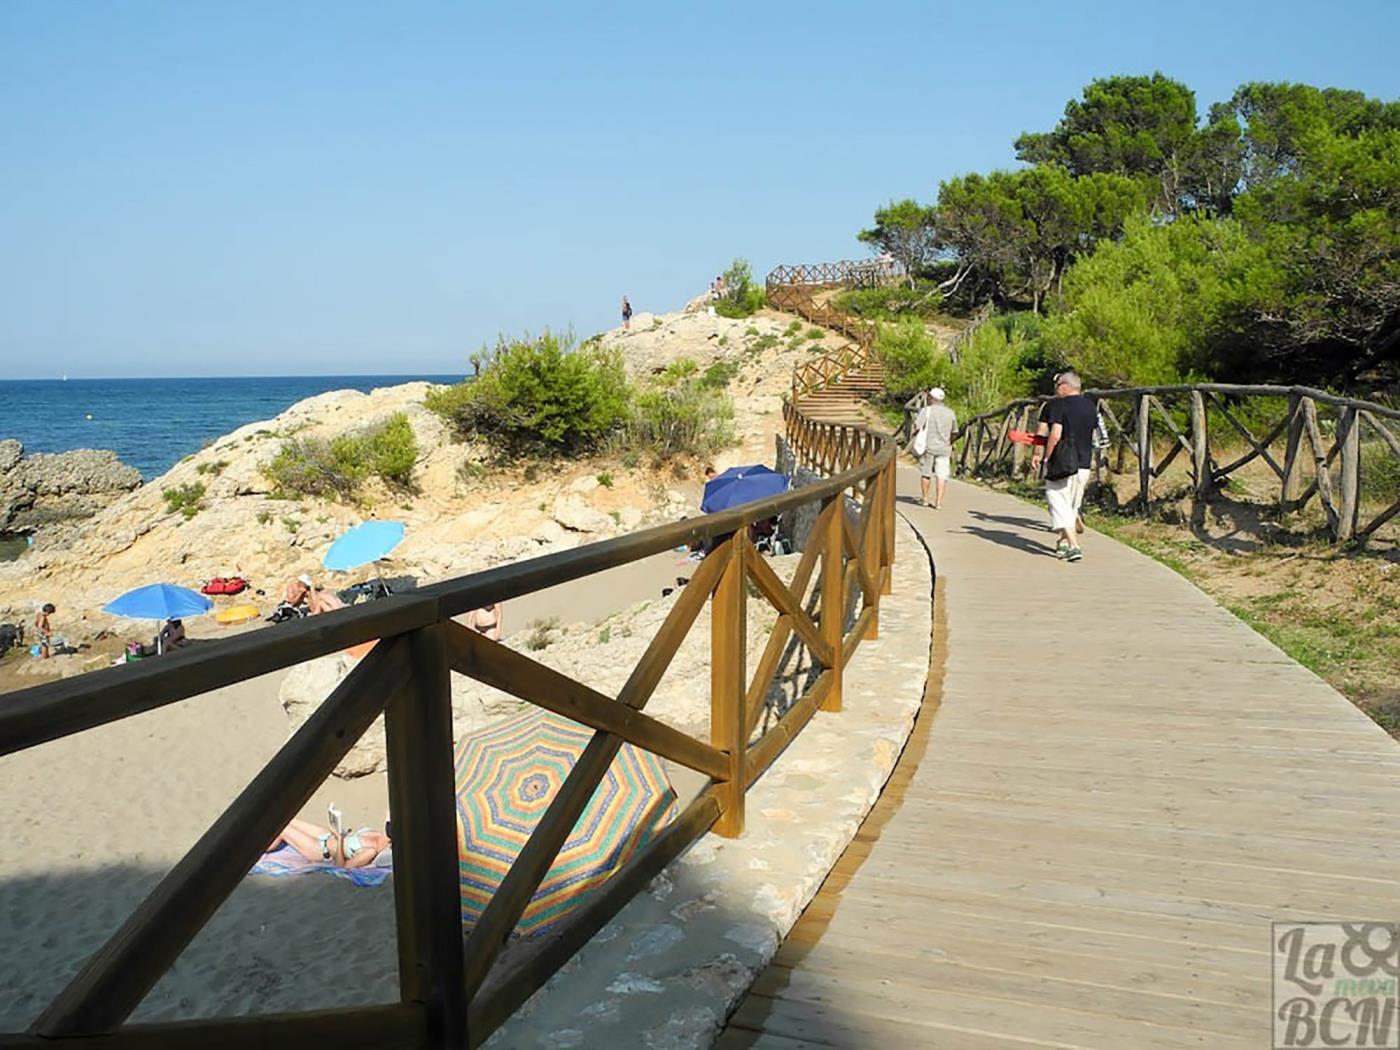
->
[949, 382, 1400, 545]
[0, 266, 901, 1050]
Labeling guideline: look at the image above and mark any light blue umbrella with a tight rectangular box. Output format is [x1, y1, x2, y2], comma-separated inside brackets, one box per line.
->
[103, 584, 212, 654]
[323, 520, 405, 572]
[104, 583, 213, 621]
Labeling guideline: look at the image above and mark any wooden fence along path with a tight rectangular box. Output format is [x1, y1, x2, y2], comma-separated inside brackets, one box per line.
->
[954, 384, 1400, 544]
[721, 471, 1400, 1049]
[0, 284, 898, 1047]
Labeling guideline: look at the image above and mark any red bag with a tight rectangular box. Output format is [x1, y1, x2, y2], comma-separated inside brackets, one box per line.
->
[202, 577, 249, 596]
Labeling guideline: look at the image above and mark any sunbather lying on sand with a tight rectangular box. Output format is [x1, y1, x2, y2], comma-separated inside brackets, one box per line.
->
[267, 817, 390, 869]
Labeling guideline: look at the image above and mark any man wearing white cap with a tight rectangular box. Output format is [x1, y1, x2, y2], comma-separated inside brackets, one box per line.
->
[912, 387, 958, 509]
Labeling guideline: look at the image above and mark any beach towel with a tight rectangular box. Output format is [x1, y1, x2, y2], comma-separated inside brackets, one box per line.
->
[250, 844, 392, 887]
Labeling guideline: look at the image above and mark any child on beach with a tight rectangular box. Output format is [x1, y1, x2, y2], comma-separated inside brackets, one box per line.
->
[34, 603, 55, 658]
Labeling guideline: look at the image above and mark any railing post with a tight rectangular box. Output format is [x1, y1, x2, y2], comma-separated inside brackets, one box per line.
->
[820, 496, 844, 712]
[882, 456, 895, 595]
[1190, 390, 1211, 498]
[1137, 394, 1152, 512]
[1337, 406, 1361, 542]
[385, 623, 468, 1049]
[710, 535, 747, 838]
[1280, 393, 1305, 512]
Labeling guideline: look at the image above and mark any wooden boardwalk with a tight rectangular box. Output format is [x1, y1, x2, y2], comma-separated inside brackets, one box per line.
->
[719, 468, 1400, 1049]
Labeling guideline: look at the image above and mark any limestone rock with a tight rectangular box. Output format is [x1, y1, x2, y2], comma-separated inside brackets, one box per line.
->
[0, 441, 142, 531]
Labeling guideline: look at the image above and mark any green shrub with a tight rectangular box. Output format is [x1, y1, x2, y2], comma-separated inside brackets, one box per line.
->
[596, 471, 614, 488]
[713, 258, 767, 318]
[195, 459, 228, 477]
[702, 359, 739, 389]
[805, 327, 825, 340]
[256, 510, 273, 525]
[878, 312, 1043, 418]
[835, 281, 944, 321]
[261, 412, 419, 499]
[426, 331, 629, 455]
[875, 317, 941, 397]
[162, 482, 206, 520]
[628, 378, 735, 458]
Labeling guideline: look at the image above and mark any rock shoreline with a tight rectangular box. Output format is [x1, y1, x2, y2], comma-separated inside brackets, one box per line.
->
[0, 438, 142, 533]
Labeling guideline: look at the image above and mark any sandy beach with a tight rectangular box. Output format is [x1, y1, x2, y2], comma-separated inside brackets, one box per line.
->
[0, 549, 696, 1027]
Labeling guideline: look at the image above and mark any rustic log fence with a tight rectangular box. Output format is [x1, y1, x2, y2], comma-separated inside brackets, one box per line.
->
[951, 384, 1400, 544]
[0, 379, 896, 1047]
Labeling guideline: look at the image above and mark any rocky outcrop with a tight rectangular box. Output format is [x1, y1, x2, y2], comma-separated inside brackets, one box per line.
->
[0, 440, 142, 531]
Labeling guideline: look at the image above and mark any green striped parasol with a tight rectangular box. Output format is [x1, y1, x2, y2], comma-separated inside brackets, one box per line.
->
[454, 709, 677, 938]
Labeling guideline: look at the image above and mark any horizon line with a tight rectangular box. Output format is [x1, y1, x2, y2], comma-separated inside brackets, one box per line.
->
[0, 372, 468, 382]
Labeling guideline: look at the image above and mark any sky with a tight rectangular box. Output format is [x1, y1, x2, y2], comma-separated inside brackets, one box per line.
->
[1, 1, 1397, 379]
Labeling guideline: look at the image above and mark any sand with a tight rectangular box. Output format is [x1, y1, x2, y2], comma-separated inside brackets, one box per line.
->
[0, 550, 689, 1029]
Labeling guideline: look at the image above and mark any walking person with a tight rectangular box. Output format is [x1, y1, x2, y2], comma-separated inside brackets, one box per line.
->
[621, 296, 633, 331]
[1031, 371, 1097, 561]
[912, 387, 958, 509]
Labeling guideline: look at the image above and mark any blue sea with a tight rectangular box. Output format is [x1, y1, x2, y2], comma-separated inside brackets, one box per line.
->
[0, 375, 463, 480]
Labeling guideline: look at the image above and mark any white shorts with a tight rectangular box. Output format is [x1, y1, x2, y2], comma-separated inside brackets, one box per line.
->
[1046, 469, 1089, 531]
[919, 451, 951, 480]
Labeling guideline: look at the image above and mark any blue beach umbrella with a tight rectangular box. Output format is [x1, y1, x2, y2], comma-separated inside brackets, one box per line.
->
[701, 465, 790, 514]
[103, 584, 212, 654]
[322, 520, 406, 572]
[103, 583, 213, 621]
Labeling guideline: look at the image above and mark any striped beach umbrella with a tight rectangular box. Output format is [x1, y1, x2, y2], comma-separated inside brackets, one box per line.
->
[454, 709, 677, 938]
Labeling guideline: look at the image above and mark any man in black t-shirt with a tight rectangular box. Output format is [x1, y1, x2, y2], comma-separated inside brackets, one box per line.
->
[1031, 371, 1097, 561]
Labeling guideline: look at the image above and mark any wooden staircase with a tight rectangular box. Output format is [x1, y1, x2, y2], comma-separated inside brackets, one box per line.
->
[794, 360, 886, 424]
[765, 261, 894, 428]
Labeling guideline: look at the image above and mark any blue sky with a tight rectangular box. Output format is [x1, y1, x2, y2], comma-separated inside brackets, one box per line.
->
[1, 1, 1397, 379]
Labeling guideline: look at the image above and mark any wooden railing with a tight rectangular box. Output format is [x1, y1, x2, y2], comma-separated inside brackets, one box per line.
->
[766, 263, 884, 402]
[0, 375, 896, 1048]
[952, 383, 1400, 544]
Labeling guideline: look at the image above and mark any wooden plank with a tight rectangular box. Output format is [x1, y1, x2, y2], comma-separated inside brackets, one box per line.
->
[1137, 393, 1151, 507]
[819, 496, 844, 713]
[384, 625, 468, 1048]
[0, 594, 437, 760]
[444, 623, 728, 781]
[1205, 392, 1286, 479]
[1279, 393, 1305, 509]
[712, 536, 748, 838]
[31, 637, 411, 1037]
[0, 1006, 426, 1050]
[1337, 405, 1361, 541]
[1190, 390, 1210, 496]
[1302, 397, 1341, 533]
[744, 539, 832, 668]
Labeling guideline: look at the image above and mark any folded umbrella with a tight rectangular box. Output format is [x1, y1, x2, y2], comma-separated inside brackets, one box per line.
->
[322, 520, 405, 572]
[701, 465, 789, 514]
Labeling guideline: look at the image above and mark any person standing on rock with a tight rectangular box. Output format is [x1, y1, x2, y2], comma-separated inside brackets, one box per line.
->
[1031, 371, 1097, 562]
[913, 388, 958, 510]
[621, 296, 633, 331]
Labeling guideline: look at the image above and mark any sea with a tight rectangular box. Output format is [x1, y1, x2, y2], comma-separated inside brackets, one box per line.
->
[0, 375, 463, 480]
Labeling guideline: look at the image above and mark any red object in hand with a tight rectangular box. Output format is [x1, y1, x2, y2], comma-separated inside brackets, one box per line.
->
[1008, 430, 1047, 447]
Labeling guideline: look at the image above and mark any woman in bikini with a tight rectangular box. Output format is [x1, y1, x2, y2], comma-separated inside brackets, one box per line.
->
[268, 816, 390, 870]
